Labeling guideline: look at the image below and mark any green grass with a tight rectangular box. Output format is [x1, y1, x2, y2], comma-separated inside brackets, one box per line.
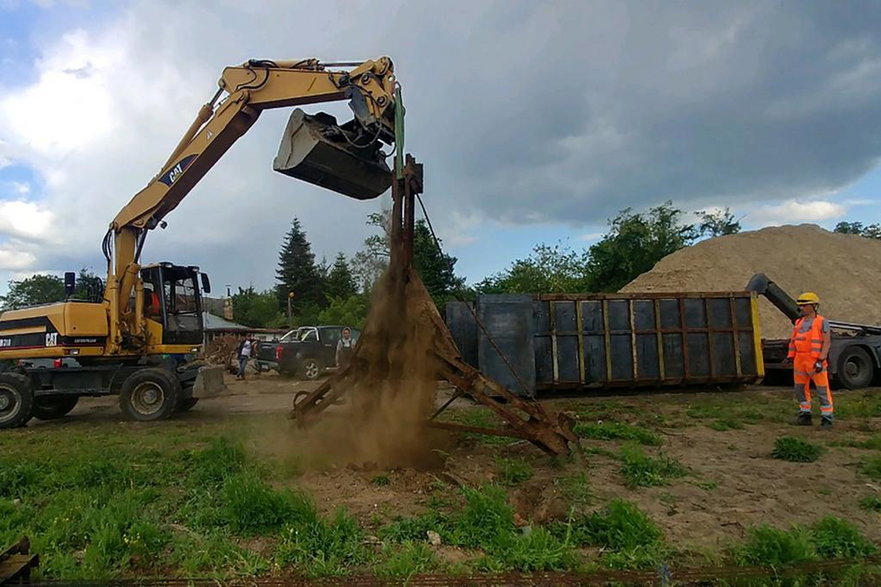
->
[859, 455, 881, 480]
[554, 471, 592, 511]
[772, 436, 824, 463]
[375, 541, 439, 579]
[371, 475, 391, 486]
[686, 402, 766, 425]
[496, 457, 533, 486]
[618, 444, 687, 488]
[734, 517, 876, 567]
[553, 499, 668, 569]
[859, 495, 881, 512]
[573, 421, 662, 446]
[709, 417, 744, 431]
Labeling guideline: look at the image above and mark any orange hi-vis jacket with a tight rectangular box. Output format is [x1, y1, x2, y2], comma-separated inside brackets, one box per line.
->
[787, 315, 826, 360]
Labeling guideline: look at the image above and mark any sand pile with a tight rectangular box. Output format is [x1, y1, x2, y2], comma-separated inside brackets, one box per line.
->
[620, 224, 881, 339]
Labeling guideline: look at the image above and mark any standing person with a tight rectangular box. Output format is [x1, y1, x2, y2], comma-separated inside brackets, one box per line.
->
[787, 292, 833, 428]
[237, 335, 253, 380]
[336, 327, 355, 368]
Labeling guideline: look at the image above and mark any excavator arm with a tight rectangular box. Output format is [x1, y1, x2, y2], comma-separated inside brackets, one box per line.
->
[104, 57, 398, 353]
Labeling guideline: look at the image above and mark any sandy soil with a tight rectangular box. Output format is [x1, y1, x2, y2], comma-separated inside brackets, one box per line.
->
[57, 371, 881, 556]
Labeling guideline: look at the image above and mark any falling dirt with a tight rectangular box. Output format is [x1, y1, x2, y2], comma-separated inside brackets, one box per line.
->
[620, 224, 881, 339]
[278, 266, 450, 471]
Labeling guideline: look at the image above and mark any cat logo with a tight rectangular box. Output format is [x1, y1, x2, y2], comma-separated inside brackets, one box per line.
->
[158, 154, 197, 186]
[0, 338, 11, 347]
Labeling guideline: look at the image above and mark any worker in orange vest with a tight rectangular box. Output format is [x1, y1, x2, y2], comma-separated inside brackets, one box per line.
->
[787, 292, 833, 428]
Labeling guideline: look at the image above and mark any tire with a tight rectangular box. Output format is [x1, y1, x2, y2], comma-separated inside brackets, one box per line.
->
[0, 372, 34, 429]
[176, 397, 199, 413]
[299, 358, 324, 381]
[32, 395, 79, 420]
[119, 367, 181, 421]
[836, 346, 874, 390]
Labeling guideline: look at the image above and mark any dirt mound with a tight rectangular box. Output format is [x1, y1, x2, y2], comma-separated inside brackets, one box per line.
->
[620, 224, 881, 339]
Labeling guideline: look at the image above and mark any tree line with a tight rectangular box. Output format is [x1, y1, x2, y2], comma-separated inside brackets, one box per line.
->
[6, 203, 873, 325]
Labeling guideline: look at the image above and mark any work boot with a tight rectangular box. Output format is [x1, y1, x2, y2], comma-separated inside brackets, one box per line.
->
[795, 413, 813, 426]
[820, 417, 833, 430]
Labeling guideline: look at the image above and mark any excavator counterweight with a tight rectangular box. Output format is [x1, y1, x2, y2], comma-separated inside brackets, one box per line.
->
[273, 109, 393, 200]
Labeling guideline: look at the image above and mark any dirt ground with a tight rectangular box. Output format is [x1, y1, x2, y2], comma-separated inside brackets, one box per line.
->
[58, 371, 881, 558]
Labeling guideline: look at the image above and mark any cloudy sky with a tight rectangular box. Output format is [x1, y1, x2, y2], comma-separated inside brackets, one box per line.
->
[1, 0, 880, 296]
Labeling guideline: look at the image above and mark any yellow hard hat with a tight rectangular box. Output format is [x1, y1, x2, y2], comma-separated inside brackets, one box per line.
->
[796, 292, 820, 306]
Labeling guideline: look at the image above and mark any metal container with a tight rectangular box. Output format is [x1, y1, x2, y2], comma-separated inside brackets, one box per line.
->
[446, 291, 764, 397]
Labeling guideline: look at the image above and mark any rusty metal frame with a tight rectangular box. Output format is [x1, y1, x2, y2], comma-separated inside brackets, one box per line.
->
[0, 537, 38, 585]
[289, 154, 576, 456]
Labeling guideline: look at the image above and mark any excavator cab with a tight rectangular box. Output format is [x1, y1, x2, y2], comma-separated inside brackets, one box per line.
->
[141, 263, 206, 346]
[273, 109, 393, 200]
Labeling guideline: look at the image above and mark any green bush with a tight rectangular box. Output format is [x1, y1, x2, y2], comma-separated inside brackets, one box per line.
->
[735, 525, 817, 566]
[810, 517, 877, 559]
[859, 455, 881, 480]
[772, 436, 824, 463]
[859, 495, 881, 512]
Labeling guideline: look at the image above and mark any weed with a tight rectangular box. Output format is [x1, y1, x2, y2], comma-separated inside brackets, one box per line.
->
[488, 527, 577, 572]
[694, 480, 718, 491]
[859, 495, 881, 512]
[618, 444, 687, 488]
[375, 541, 439, 578]
[188, 437, 247, 486]
[451, 485, 515, 549]
[859, 455, 881, 480]
[810, 517, 877, 559]
[371, 475, 391, 486]
[709, 418, 743, 431]
[556, 499, 667, 569]
[573, 422, 662, 446]
[496, 457, 534, 486]
[379, 510, 451, 544]
[772, 436, 824, 463]
[275, 508, 369, 578]
[835, 394, 881, 419]
[734, 524, 817, 566]
[218, 473, 315, 535]
[555, 472, 592, 510]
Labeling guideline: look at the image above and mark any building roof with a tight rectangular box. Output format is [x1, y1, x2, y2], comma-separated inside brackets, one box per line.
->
[202, 312, 249, 331]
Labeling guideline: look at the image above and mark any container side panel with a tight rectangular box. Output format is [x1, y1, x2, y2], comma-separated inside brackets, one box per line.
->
[477, 294, 536, 397]
[708, 298, 733, 328]
[608, 300, 631, 332]
[659, 299, 681, 329]
[734, 298, 753, 329]
[738, 331, 758, 375]
[662, 333, 685, 378]
[684, 299, 707, 329]
[687, 333, 711, 377]
[633, 300, 655, 331]
[636, 333, 660, 379]
[445, 301, 478, 368]
[610, 334, 634, 380]
[585, 334, 607, 383]
[711, 333, 736, 376]
[554, 301, 579, 383]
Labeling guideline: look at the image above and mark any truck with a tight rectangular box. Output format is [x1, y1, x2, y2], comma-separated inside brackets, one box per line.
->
[255, 325, 361, 379]
[0, 56, 399, 428]
[746, 273, 881, 390]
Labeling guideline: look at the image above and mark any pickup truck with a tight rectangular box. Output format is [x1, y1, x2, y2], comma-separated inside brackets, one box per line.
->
[255, 325, 361, 380]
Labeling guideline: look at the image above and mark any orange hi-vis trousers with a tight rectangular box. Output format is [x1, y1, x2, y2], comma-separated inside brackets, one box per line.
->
[793, 355, 833, 419]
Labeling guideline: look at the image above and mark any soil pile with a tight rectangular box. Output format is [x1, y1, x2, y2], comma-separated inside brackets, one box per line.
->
[620, 224, 881, 339]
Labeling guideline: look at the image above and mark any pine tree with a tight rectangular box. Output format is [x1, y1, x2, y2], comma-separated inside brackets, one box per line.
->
[275, 218, 324, 313]
[324, 252, 357, 300]
[413, 219, 465, 304]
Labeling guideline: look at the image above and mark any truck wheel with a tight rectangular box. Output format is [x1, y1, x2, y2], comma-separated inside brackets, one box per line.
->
[32, 395, 79, 420]
[300, 359, 323, 381]
[176, 397, 199, 413]
[837, 346, 874, 390]
[119, 368, 181, 421]
[0, 372, 34, 429]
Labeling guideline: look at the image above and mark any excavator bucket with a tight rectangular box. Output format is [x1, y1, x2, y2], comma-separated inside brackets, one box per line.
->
[273, 109, 393, 200]
[191, 364, 226, 399]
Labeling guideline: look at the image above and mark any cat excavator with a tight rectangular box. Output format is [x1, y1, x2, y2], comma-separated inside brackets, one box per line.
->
[0, 57, 399, 428]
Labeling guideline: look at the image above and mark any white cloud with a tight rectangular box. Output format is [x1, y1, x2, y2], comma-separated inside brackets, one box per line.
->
[0, 200, 55, 241]
[748, 199, 846, 225]
[577, 232, 604, 242]
[0, 243, 37, 270]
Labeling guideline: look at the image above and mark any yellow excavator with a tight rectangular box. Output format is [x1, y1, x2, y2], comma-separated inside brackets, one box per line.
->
[0, 57, 399, 428]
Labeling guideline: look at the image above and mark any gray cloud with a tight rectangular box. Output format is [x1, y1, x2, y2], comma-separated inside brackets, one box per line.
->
[1, 0, 881, 291]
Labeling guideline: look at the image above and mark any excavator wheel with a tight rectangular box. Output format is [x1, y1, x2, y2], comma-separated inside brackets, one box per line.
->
[0, 372, 34, 429]
[119, 368, 181, 422]
[32, 395, 79, 420]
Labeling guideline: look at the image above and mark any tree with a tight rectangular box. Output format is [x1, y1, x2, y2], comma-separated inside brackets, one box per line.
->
[275, 218, 324, 313]
[412, 219, 465, 304]
[696, 207, 741, 238]
[0, 274, 65, 310]
[584, 201, 696, 292]
[351, 211, 391, 293]
[231, 287, 283, 328]
[324, 253, 357, 300]
[476, 242, 589, 294]
[835, 221, 881, 239]
[317, 293, 369, 328]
